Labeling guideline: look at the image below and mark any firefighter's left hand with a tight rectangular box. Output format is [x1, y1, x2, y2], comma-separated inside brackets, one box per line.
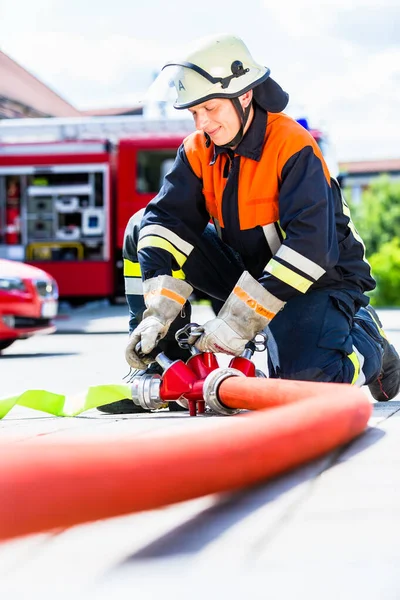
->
[193, 271, 285, 355]
[194, 317, 248, 355]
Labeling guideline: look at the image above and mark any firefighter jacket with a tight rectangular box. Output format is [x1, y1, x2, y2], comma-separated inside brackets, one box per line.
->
[136, 104, 375, 315]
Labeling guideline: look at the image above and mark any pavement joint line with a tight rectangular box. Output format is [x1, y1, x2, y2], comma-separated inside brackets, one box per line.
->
[380, 404, 400, 422]
[247, 428, 374, 561]
[244, 454, 335, 561]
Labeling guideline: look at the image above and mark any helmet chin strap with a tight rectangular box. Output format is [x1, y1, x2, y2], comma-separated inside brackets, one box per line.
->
[203, 98, 252, 149]
[222, 98, 252, 148]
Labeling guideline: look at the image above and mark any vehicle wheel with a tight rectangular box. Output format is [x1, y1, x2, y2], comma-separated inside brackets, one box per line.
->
[0, 340, 15, 352]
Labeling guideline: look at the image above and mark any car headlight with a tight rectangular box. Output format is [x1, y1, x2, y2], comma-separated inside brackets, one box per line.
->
[33, 279, 59, 299]
[0, 277, 26, 292]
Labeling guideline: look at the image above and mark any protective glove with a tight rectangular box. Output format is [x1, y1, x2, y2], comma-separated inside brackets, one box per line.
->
[125, 275, 193, 369]
[194, 271, 285, 355]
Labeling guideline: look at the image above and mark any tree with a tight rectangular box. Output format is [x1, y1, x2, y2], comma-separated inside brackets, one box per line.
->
[346, 175, 400, 306]
[349, 175, 400, 256]
[368, 238, 400, 307]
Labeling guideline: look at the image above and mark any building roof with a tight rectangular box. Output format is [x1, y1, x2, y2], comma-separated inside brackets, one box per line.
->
[339, 159, 400, 174]
[0, 50, 81, 117]
[81, 106, 142, 116]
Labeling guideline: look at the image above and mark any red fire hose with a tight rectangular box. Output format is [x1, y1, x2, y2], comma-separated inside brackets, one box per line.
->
[0, 378, 371, 541]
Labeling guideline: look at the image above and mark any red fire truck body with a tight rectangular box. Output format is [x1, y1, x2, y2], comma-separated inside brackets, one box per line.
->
[0, 117, 193, 299]
[0, 115, 334, 300]
[0, 140, 114, 298]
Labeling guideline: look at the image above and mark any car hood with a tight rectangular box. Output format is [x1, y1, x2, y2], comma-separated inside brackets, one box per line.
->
[0, 259, 52, 281]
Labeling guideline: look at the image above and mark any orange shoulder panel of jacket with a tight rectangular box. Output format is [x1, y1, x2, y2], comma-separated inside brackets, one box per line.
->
[268, 113, 331, 186]
[183, 131, 212, 180]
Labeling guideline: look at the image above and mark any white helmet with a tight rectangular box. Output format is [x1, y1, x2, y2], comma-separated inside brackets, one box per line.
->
[146, 33, 288, 113]
[146, 33, 271, 109]
[170, 34, 269, 108]
[145, 33, 288, 147]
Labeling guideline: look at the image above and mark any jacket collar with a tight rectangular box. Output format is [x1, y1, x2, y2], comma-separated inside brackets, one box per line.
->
[209, 104, 267, 165]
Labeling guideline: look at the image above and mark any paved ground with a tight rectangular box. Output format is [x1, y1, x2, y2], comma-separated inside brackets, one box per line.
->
[2, 301, 400, 599]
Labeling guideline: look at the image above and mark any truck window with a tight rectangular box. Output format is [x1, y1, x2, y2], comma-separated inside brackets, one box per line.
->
[137, 150, 177, 193]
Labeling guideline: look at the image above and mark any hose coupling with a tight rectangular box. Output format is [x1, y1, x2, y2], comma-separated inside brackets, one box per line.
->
[202, 367, 245, 415]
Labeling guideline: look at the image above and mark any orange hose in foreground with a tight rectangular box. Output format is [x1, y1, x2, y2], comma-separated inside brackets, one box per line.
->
[0, 380, 371, 541]
[219, 377, 358, 409]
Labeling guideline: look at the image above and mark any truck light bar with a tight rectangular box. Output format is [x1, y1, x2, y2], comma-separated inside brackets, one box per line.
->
[0, 116, 195, 143]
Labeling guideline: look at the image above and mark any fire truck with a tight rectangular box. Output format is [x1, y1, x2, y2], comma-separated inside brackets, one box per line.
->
[0, 116, 195, 300]
[0, 115, 335, 301]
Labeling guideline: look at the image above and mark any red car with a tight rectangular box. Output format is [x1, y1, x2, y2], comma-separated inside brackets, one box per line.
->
[0, 258, 58, 352]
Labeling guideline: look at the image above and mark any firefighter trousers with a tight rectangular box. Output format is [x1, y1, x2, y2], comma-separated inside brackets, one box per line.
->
[123, 213, 383, 386]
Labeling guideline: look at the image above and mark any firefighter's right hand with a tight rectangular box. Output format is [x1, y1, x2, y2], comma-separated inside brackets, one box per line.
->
[125, 317, 168, 369]
[125, 275, 193, 369]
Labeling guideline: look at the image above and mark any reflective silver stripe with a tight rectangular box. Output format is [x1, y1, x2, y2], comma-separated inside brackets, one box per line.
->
[275, 246, 325, 280]
[139, 225, 194, 256]
[131, 207, 145, 227]
[124, 277, 143, 295]
[262, 223, 281, 255]
[213, 218, 222, 239]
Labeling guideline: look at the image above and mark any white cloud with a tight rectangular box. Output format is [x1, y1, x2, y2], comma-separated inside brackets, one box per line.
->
[2, 33, 178, 85]
[0, 0, 399, 160]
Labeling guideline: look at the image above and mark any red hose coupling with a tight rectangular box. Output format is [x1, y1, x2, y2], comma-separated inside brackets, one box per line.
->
[229, 356, 256, 377]
[160, 360, 206, 416]
[187, 352, 220, 379]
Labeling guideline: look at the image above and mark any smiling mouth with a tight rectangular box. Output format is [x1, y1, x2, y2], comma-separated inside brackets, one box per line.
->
[207, 127, 220, 135]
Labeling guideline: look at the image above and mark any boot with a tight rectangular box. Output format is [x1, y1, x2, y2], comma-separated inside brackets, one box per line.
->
[363, 306, 400, 401]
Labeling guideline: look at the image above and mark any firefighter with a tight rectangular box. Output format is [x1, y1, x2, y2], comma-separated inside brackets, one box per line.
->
[98, 33, 400, 414]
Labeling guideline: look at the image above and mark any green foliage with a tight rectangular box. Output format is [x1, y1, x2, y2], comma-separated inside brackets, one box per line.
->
[351, 175, 400, 256]
[348, 175, 400, 306]
[368, 238, 400, 307]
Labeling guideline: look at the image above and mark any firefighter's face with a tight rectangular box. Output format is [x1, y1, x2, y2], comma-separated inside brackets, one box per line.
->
[188, 95, 251, 146]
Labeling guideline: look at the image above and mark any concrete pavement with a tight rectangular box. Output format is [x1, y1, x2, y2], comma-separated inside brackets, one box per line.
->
[54, 299, 400, 335]
[2, 300, 400, 598]
[54, 299, 215, 335]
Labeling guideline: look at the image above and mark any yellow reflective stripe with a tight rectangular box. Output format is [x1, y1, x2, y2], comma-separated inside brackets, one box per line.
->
[341, 194, 369, 263]
[139, 225, 193, 256]
[276, 246, 325, 280]
[124, 261, 185, 290]
[137, 236, 187, 268]
[277, 221, 286, 240]
[347, 351, 360, 385]
[265, 259, 313, 293]
[367, 309, 387, 339]
[172, 269, 186, 280]
[123, 259, 141, 277]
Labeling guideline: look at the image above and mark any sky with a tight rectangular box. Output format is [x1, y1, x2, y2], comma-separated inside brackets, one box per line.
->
[0, 0, 399, 163]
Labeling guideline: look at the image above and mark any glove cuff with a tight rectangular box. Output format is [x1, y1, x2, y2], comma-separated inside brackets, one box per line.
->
[219, 271, 285, 338]
[143, 275, 193, 326]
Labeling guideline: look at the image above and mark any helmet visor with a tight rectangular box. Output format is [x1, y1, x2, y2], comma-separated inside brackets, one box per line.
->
[141, 65, 183, 105]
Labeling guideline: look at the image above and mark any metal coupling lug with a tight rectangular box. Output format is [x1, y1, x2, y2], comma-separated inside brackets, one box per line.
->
[202, 367, 245, 415]
[131, 373, 163, 410]
[255, 369, 267, 378]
